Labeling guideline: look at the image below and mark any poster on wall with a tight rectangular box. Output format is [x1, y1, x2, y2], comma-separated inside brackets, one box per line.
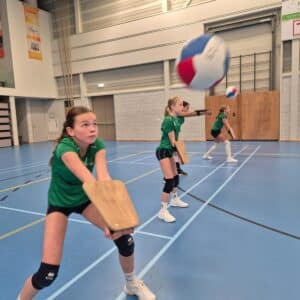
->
[0, 15, 4, 58]
[24, 4, 42, 60]
[282, 0, 300, 40]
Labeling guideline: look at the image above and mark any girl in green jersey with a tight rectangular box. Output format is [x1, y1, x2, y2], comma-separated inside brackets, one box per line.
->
[156, 97, 189, 223]
[203, 105, 238, 163]
[18, 107, 155, 300]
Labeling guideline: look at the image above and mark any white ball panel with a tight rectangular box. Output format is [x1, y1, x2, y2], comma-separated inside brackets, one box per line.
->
[190, 35, 227, 90]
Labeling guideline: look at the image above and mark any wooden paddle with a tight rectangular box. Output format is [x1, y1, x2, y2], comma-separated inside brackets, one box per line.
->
[174, 140, 189, 164]
[83, 180, 140, 231]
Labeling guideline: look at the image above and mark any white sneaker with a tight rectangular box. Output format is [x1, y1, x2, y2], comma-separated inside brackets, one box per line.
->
[124, 280, 156, 300]
[203, 154, 213, 160]
[158, 208, 176, 222]
[170, 197, 189, 208]
[227, 157, 238, 163]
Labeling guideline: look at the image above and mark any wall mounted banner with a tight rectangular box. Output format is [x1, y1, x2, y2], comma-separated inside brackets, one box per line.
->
[0, 15, 4, 58]
[282, 0, 300, 40]
[24, 4, 42, 60]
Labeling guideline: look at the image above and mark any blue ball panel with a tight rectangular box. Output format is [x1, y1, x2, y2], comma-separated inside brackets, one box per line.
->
[180, 34, 212, 61]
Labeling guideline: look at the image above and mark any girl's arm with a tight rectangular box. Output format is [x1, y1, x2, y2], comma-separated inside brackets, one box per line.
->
[223, 119, 236, 139]
[178, 109, 210, 118]
[61, 152, 95, 182]
[95, 149, 112, 180]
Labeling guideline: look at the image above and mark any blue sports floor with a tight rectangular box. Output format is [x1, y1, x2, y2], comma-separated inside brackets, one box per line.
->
[1, 141, 300, 300]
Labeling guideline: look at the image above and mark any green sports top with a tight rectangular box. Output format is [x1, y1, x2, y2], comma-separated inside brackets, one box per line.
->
[212, 112, 227, 131]
[177, 116, 185, 128]
[48, 137, 105, 207]
[157, 115, 182, 152]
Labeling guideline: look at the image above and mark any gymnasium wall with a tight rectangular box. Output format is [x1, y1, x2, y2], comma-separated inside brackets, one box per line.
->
[53, 0, 281, 76]
[114, 90, 165, 141]
[3, 0, 291, 143]
[53, 0, 281, 141]
[0, 0, 14, 87]
[0, 0, 56, 98]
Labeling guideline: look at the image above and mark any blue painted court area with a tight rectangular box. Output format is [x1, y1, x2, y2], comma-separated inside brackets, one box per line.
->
[1, 141, 300, 300]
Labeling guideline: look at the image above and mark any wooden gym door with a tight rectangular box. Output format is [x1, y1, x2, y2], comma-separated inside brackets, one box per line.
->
[205, 91, 279, 140]
[92, 95, 116, 140]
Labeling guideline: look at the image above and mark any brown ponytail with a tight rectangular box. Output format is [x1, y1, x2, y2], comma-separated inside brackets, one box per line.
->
[49, 106, 92, 165]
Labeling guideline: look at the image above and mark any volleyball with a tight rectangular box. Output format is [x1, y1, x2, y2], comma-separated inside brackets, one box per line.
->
[176, 34, 230, 90]
[225, 86, 238, 99]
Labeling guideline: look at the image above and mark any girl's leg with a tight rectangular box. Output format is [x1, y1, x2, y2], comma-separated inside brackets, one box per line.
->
[213, 134, 238, 162]
[18, 212, 68, 300]
[82, 204, 156, 300]
[174, 152, 187, 175]
[158, 157, 176, 222]
[169, 157, 188, 208]
[224, 140, 238, 162]
[203, 135, 222, 159]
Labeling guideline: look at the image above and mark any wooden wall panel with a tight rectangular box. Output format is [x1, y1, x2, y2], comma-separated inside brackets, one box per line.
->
[205, 91, 279, 140]
[240, 91, 279, 140]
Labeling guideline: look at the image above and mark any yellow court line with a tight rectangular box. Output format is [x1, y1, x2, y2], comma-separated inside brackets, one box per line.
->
[0, 166, 158, 239]
[0, 217, 45, 241]
[0, 152, 148, 194]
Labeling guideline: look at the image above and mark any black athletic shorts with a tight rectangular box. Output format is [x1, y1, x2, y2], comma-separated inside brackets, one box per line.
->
[47, 200, 91, 217]
[156, 148, 173, 161]
[211, 129, 221, 138]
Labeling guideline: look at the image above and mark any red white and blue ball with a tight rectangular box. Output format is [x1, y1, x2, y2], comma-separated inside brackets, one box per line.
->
[225, 86, 238, 99]
[176, 34, 230, 90]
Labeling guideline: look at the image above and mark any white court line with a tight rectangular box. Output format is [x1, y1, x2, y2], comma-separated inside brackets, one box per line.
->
[46, 146, 248, 300]
[124, 168, 160, 184]
[0, 162, 49, 174]
[0, 166, 160, 222]
[0, 151, 148, 194]
[115, 145, 260, 300]
[130, 155, 154, 163]
[113, 160, 238, 169]
[135, 231, 172, 240]
[107, 151, 147, 163]
[0, 177, 50, 193]
[0, 206, 91, 224]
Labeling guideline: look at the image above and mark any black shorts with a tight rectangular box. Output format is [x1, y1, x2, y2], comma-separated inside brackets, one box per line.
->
[211, 129, 221, 138]
[156, 148, 173, 161]
[47, 200, 91, 217]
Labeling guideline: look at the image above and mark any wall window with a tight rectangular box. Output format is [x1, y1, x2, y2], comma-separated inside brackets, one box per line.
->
[282, 40, 292, 73]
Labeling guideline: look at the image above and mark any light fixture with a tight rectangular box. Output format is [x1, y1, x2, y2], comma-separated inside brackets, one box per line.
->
[97, 83, 105, 88]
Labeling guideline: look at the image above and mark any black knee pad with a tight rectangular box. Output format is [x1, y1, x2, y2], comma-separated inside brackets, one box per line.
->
[31, 262, 60, 290]
[114, 234, 134, 257]
[163, 178, 174, 193]
[173, 175, 179, 188]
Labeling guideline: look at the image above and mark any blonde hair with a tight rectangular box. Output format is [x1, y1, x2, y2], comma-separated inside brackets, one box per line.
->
[164, 96, 181, 116]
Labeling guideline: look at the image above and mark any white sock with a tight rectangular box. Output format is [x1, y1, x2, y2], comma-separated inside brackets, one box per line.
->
[172, 191, 177, 198]
[161, 202, 168, 210]
[125, 272, 136, 283]
[205, 143, 217, 156]
[224, 140, 231, 158]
